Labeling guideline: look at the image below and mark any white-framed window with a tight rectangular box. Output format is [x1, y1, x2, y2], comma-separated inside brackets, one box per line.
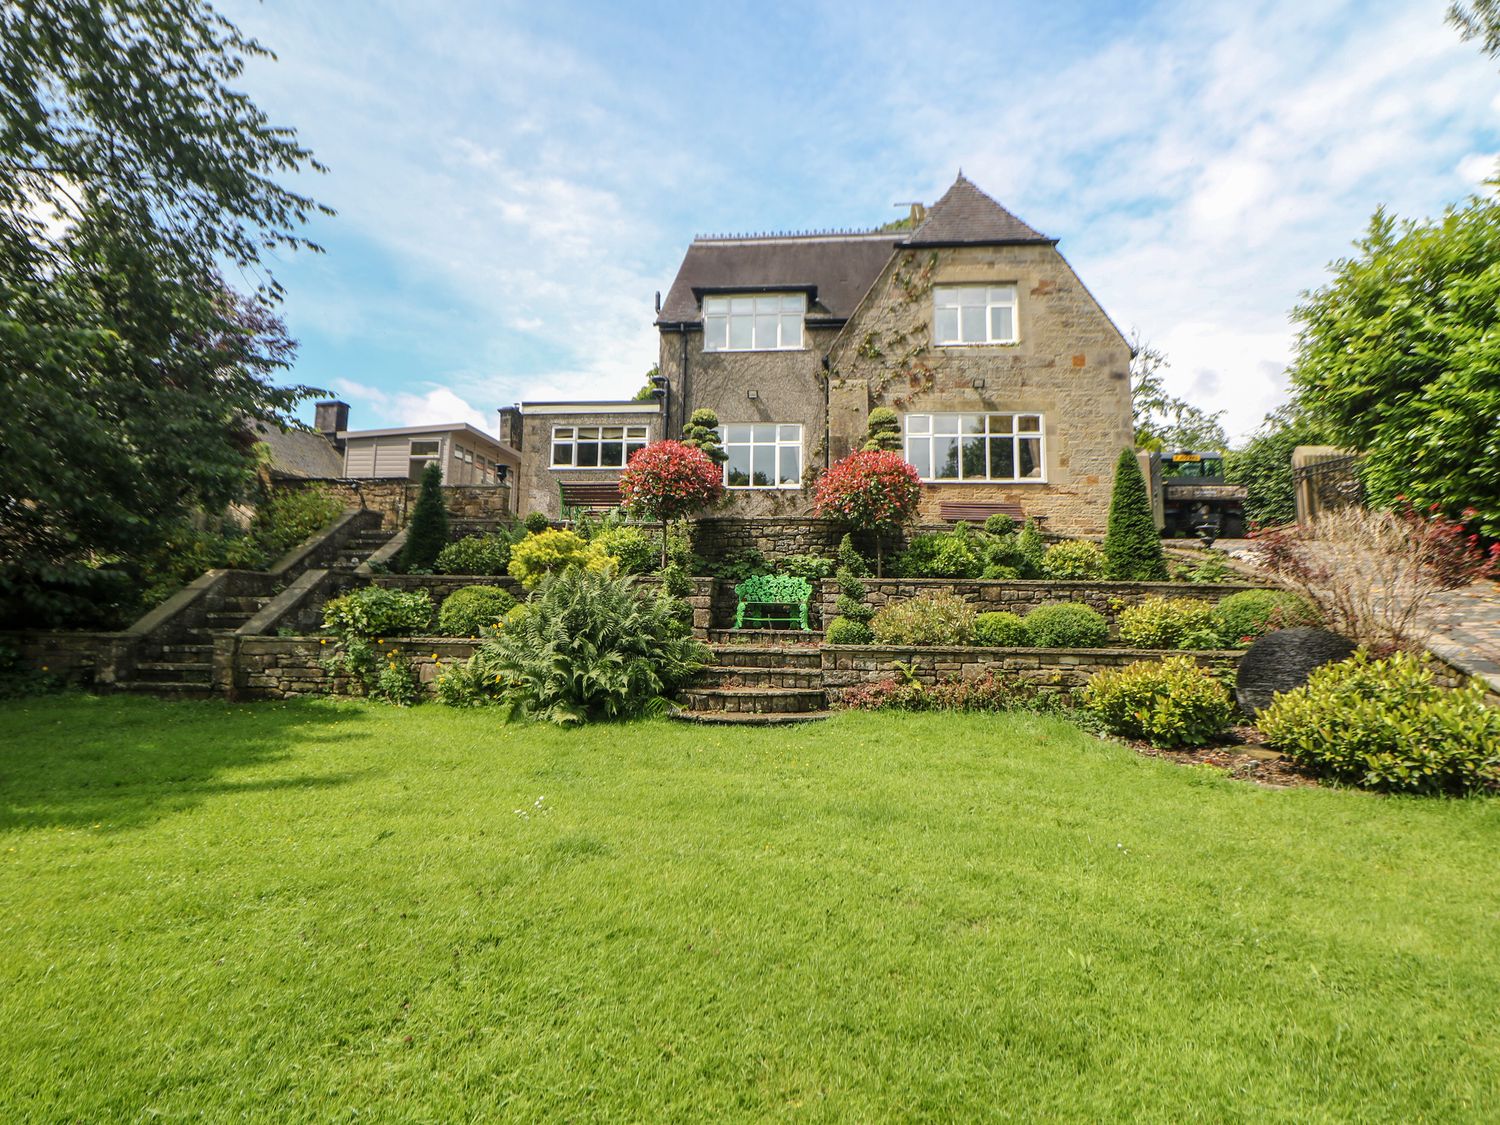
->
[904, 413, 1044, 482]
[703, 293, 805, 351]
[933, 285, 1018, 345]
[721, 423, 802, 488]
[550, 425, 650, 468]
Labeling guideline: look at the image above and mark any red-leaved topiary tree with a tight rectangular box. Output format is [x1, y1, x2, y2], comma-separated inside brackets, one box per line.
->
[813, 450, 923, 575]
[619, 440, 725, 566]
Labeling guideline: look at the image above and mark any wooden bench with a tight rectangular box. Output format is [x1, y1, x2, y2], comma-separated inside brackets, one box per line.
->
[733, 574, 813, 632]
[558, 481, 623, 519]
[937, 501, 1041, 525]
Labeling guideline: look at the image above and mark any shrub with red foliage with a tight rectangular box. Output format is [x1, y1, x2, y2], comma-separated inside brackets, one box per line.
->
[813, 450, 922, 574]
[619, 440, 723, 522]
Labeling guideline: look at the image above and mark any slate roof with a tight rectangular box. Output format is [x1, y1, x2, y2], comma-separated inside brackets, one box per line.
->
[250, 420, 346, 479]
[656, 175, 1051, 325]
[902, 174, 1051, 247]
[657, 233, 898, 325]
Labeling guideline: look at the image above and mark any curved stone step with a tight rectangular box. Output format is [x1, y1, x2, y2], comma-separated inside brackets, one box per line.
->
[669, 709, 831, 726]
[710, 645, 822, 670]
[679, 686, 827, 714]
[696, 666, 823, 689]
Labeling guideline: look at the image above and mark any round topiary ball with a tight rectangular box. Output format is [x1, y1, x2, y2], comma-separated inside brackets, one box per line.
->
[1234, 627, 1355, 718]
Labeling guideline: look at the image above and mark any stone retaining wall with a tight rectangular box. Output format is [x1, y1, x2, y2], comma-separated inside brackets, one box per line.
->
[228, 635, 479, 699]
[820, 644, 1244, 697]
[819, 577, 1261, 628]
[276, 479, 514, 530]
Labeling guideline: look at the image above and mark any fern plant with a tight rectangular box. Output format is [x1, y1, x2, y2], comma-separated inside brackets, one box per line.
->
[454, 570, 709, 724]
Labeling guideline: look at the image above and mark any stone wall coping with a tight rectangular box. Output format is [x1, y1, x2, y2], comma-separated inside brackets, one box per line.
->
[847, 578, 1263, 593]
[238, 569, 333, 636]
[820, 643, 1245, 658]
[266, 508, 365, 578]
[122, 568, 239, 638]
[238, 634, 478, 647]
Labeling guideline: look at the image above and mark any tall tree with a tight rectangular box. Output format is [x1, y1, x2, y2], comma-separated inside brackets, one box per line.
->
[1224, 404, 1330, 528]
[1288, 200, 1500, 537]
[0, 1, 329, 625]
[1449, 1, 1500, 59]
[1129, 334, 1228, 451]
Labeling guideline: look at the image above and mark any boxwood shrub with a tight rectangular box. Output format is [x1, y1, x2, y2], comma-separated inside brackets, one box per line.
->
[1023, 603, 1109, 648]
[1257, 650, 1500, 794]
[825, 616, 874, 645]
[437, 585, 517, 636]
[974, 611, 1030, 647]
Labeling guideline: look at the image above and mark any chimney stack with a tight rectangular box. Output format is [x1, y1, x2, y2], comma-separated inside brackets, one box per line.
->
[498, 405, 522, 450]
[314, 400, 349, 452]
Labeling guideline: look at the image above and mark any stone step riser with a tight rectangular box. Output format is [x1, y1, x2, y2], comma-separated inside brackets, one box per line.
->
[116, 682, 214, 699]
[132, 664, 213, 685]
[710, 652, 821, 671]
[679, 689, 828, 715]
[697, 668, 823, 690]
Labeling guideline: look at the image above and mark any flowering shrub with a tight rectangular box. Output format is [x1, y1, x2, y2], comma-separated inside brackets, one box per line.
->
[618, 440, 724, 566]
[319, 586, 433, 705]
[1252, 503, 1498, 652]
[813, 450, 922, 574]
[507, 529, 613, 589]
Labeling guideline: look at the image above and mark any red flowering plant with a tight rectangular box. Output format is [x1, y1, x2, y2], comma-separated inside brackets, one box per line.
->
[813, 450, 922, 575]
[618, 440, 725, 566]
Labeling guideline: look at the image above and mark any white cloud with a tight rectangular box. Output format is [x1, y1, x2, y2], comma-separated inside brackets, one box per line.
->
[1457, 152, 1500, 185]
[332, 378, 495, 433]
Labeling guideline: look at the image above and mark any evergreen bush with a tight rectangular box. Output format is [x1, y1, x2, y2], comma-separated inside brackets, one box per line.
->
[1041, 540, 1105, 580]
[1116, 595, 1221, 649]
[508, 529, 614, 589]
[398, 462, 450, 573]
[434, 535, 511, 576]
[870, 591, 976, 646]
[523, 511, 551, 534]
[1023, 603, 1109, 648]
[825, 616, 874, 645]
[861, 406, 902, 452]
[437, 586, 517, 636]
[1210, 589, 1318, 646]
[1083, 655, 1235, 747]
[1103, 449, 1169, 581]
[974, 611, 1030, 647]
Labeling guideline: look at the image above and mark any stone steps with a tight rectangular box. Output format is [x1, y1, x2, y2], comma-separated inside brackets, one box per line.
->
[710, 645, 822, 670]
[116, 680, 214, 699]
[706, 627, 822, 646]
[697, 665, 823, 689]
[132, 661, 213, 685]
[678, 686, 828, 715]
[669, 709, 830, 726]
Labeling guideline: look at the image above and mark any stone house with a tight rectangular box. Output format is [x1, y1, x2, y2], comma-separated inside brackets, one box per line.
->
[517, 174, 1133, 534]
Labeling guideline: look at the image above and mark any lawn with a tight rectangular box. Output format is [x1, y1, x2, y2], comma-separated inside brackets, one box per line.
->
[1, 696, 1497, 1121]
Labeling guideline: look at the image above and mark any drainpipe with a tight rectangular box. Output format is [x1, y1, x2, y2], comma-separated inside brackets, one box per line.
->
[822, 355, 832, 469]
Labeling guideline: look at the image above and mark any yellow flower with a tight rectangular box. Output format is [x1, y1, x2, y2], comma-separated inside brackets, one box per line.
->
[377, 638, 384, 645]
[319, 638, 327, 645]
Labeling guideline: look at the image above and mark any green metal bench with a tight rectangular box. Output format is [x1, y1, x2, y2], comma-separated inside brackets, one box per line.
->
[733, 574, 813, 631]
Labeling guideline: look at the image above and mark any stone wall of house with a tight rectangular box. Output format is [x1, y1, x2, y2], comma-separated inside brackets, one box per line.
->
[659, 323, 838, 519]
[817, 578, 1261, 631]
[820, 644, 1243, 698]
[517, 409, 663, 519]
[273, 479, 514, 530]
[826, 244, 1133, 535]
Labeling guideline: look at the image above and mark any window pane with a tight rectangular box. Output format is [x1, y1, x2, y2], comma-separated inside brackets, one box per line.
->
[961, 436, 986, 478]
[991, 306, 1014, 341]
[988, 414, 1013, 433]
[1019, 437, 1042, 478]
[934, 287, 958, 305]
[907, 439, 931, 478]
[960, 305, 985, 342]
[957, 287, 985, 307]
[727, 445, 751, 487]
[961, 415, 984, 434]
[703, 296, 728, 315]
[935, 436, 960, 479]
[934, 415, 960, 435]
[1018, 415, 1041, 432]
[754, 313, 779, 348]
[729, 315, 753, 349]
[751, 424, 777, 442]
[551, 442, 571, 466]
[725, 424, 752, 443]
[704, 317, 727, 350]
[935, 306, 958, 343]
[576, 442, 599, 468]
[905, 414, 930, 435]
[627, 426, 648, 439]
[751, 445, 773, 487]
[601, 440, 624, 466]
[778, 424, 800, 441]
[782, 294, 804, 312]
[730, 297, 752, 314]
[410, 440, 440, 456]
[780, 314, 802, 348]
[989, 438, 1015, 480]
[778, 445, 800, 485]
[601, 426, 623, 439]
[989, 286, 1015, 304]
[578, 427, 600, 440]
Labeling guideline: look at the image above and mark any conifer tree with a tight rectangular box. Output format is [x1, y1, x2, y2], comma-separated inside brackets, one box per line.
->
[861, 407, 902, 452]
[680, 409, 728, 464]
[398, 462, 450, 573]
[1103, 448, 1169, 581]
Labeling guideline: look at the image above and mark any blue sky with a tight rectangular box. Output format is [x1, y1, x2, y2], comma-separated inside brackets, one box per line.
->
[223, 0, 1500, 442]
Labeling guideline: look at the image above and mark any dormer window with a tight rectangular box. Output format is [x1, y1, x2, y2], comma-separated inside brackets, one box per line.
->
[703, 294, 805, 351]
[933, 285, 1018, 345]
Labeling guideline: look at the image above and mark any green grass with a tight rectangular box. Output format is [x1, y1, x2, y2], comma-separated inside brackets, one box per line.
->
[1, 696, 1497, 1122]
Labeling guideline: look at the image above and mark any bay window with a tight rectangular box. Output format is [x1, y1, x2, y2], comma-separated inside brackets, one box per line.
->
[904, 413, 1044, 482]
[703, 294, 805, 351]
[721, 423, 802, 488]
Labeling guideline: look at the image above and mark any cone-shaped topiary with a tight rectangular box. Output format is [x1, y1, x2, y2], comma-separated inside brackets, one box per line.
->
[681, 408, 728, 464]
[1103, 448, 1169, 581]
[861, 406, 902, 452]
[398, 461, 450, 573]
